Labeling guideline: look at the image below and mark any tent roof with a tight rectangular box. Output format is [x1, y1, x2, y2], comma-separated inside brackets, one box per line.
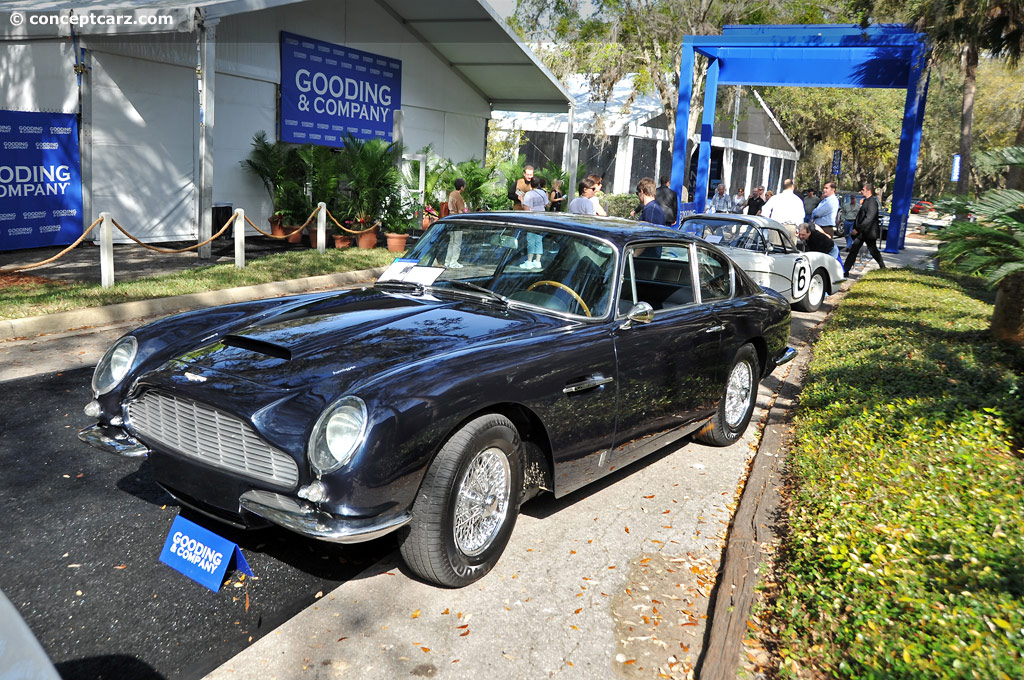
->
[0, 0, 571, 111]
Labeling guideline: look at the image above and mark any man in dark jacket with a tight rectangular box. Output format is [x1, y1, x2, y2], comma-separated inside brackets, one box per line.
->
[655, 177, 678, 226]
[843, 183, 886, 271]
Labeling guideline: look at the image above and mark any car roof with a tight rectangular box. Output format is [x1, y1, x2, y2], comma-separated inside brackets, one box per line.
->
[441, 212, 699, 248]
[680, 212, 787, 231]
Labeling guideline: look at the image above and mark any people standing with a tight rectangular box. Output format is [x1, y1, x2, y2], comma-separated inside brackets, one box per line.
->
[761, 179, 805, 238]
[512, 165, 534, 210]
[732, 187, 747, 213]
[636, 177, 665, 225]
[568, 177, 597, 214]
[802, 188, 820, 223]
[843, 183, 886, 272]
[588, 174, 608, 216]
[810, 181, 840, 238]
[746, 186, 765, 216]
[547, 179, 565, 212]
[707, 183, 733, 213]
[655, 176, 678, 226]
[520, 176, 549, 268]
[444, 178, 468, 268]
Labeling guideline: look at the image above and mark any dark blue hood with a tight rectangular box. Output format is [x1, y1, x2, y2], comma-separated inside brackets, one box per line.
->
[175, 288, 560, 392]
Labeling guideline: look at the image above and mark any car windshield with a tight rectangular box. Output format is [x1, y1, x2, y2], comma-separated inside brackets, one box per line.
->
[389, 220, 617, 318]
[690, 220, 767, 252]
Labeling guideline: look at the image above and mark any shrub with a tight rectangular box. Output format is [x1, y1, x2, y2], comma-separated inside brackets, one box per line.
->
[604, 192, 642, 219]
[769, 269, 1024, 679]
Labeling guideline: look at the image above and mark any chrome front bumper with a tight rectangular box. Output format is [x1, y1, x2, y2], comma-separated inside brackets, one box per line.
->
[239, 490, 413, 544]
[78, 424, 149, 458]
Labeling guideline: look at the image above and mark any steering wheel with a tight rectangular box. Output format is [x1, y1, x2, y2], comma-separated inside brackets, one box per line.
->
[526, 280, 592, 317]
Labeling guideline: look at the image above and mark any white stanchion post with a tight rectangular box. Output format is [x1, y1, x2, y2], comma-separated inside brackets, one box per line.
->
[234, 208, 246, 269]
[317, 202, 327, 254]
[99, 212, 114, 288]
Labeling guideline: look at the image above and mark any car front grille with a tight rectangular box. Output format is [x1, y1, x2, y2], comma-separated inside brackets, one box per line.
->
[126, 390, 299, 488]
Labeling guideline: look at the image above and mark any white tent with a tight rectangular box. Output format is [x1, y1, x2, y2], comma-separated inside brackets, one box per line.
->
[0, 0, 570, 246]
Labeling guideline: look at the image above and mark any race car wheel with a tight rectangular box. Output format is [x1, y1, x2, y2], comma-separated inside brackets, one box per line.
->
[794, 269, 826, 312]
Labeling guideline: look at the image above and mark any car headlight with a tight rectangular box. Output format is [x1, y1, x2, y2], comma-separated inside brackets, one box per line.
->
[309, 396, 367, 474]
[92, 336, 138, 395]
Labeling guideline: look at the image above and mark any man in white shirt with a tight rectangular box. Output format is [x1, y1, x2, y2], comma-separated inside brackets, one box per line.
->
[761, 179, 806, 238]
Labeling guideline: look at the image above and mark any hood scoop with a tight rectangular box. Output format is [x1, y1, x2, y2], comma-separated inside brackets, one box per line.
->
[221, 334, 292, 361]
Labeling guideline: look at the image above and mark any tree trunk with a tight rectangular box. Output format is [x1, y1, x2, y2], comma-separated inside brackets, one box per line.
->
[1008, 105, 1024, 191]
[992, 272, 1024, 345]
[956, 43, 978, 196]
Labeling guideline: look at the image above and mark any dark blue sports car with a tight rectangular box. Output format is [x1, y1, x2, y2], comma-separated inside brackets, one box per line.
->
[80, 213, 794, 587]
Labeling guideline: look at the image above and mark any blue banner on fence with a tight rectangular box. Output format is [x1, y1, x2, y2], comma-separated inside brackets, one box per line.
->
[279, 31, 402, 148]
[0, 110, 83, 251]
[159, 515, 253, 592]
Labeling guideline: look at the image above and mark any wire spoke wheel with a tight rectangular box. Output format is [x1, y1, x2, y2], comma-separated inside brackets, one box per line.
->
[454, 447, 511, 556]
[724, 359, 754, 429]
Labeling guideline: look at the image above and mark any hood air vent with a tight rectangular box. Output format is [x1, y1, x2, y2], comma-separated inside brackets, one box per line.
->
[221, 334, 292, 360]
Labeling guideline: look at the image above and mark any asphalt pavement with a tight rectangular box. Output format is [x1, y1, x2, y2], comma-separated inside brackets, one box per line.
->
[0, 230, 940, 680]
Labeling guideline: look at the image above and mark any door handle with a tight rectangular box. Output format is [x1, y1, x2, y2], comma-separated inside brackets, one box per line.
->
[705, 324, 725, 333]
[563, 376, 614, 394]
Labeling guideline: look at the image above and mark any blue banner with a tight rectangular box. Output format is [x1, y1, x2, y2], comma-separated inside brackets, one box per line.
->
[159, 515, 253, 592]
[280, 32, 402, 147]
[0, 110, 83, 250]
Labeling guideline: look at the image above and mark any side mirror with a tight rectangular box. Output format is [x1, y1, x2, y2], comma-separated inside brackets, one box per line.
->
[620, 302, 654, 329]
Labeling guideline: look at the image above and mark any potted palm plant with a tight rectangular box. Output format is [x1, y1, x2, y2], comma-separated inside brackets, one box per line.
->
[242, 131, 298, 237]
[336, 133, 405, 249]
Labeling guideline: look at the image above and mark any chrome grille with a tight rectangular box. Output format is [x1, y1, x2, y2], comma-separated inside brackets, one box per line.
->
[126, 390, 299, 488]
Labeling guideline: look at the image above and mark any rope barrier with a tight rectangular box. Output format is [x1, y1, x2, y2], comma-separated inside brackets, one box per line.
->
[111, 212, 237, 253]
[0, 203, 375, 277]
[243, 204, 319, 238]
[0, 216, 103, 272]
[324, 208, 380, 235]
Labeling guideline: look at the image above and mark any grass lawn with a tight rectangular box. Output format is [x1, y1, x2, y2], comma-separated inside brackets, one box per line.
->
[0, 248, 398, 321]
[767, 268, 1024, 678]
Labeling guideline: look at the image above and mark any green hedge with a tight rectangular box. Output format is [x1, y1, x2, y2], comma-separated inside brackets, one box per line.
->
[770, 269, 1024, 679]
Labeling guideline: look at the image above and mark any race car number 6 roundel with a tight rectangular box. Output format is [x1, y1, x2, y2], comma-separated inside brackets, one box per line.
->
[792, 258, 810, 299]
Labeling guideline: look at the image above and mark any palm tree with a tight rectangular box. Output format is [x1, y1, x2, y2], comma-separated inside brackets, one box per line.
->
[937, 146, 1024, 344]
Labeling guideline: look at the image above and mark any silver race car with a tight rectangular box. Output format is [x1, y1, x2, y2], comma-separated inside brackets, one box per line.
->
[681, 214, 846, 312]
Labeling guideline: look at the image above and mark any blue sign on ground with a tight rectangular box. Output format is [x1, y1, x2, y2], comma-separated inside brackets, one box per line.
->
[279, 31, 402, 147]
[159, 515, 253, 592]
[0, 110, 83, 251]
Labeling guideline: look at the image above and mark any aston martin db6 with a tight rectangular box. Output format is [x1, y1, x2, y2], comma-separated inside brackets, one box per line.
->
[81, 213, 794, 587]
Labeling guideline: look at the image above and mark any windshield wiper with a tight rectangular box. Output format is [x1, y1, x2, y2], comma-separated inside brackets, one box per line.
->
[441, 280, 510, 307]
[375, 279, 425, 294]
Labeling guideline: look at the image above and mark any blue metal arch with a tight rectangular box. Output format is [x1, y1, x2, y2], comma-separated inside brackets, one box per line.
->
[670, 24, 930, 252]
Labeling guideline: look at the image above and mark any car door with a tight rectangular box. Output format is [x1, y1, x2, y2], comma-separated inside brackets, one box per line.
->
[610, 243, 724, 467]
[761, 227, 810, 301]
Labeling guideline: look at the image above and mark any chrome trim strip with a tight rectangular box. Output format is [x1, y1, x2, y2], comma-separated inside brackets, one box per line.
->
[239, 490, 413, 544]
[78, 424, 149, 458]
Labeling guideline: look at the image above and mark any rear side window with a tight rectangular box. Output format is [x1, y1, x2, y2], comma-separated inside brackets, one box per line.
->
[696, 247, 732, 301]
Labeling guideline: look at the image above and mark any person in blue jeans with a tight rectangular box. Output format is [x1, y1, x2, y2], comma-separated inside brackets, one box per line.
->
[520, 177, 548, 269]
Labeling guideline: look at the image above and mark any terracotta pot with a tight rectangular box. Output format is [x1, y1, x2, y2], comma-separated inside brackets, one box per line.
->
[385, 232, 410, 253]
[333, 234, 353, 249]
[357, 228, 378, 249]
[285, 225, 303, 244]
[269, 214, 285, 237]
[421, 215, 435, 229]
